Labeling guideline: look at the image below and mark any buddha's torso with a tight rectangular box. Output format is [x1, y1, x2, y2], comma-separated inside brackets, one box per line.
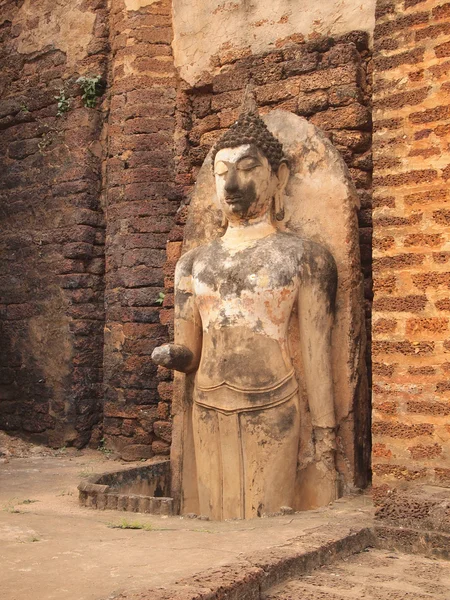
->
[191, 232, 303, 412]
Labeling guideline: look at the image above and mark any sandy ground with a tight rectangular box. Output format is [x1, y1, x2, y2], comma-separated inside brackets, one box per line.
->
[265, 547, 450, 599]
[0, 432, 374, 600]
[2, 433, 449, 600]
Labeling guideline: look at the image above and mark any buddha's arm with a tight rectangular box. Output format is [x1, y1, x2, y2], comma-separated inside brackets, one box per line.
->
[297, 243, 337, 429]
[151, 250, 202, 373]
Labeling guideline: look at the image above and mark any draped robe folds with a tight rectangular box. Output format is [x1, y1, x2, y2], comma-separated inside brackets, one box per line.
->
[175, 232, 336, 519]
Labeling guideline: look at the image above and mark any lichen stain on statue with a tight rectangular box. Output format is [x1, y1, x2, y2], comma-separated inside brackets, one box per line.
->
[152, 91, 368, 520]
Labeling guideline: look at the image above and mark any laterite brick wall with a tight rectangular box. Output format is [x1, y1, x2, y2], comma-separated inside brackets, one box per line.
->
[372, 0, 450, 491]
[102, 0, 179, 455]
[0, 0, 108, 448]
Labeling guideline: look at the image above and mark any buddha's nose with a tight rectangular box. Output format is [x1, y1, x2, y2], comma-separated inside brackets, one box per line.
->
[224, 169, 239, 194]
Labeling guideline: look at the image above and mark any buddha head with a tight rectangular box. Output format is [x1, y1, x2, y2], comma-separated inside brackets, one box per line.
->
[212, 110, 290, 224]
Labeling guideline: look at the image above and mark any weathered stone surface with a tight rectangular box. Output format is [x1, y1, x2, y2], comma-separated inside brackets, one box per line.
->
[120, 444, 154, 461]
[5, 0, 97, 67]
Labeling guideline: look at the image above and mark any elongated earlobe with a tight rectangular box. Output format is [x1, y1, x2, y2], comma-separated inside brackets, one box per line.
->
[275, 161, 289, 221]
[275, 189, 285, 222]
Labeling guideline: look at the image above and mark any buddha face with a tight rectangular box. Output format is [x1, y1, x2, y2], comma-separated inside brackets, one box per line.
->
[214, 144, 278, 222]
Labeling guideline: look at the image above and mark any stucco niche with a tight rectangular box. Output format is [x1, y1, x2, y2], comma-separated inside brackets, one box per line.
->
[154, 109, 369, 519]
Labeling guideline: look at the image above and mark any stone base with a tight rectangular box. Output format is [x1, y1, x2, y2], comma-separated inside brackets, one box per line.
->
[78, 460, 173, 516]
[374, 485, 450, 534]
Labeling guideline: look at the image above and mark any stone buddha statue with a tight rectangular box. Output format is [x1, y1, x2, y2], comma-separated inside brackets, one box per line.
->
[152, 105, 341, 520]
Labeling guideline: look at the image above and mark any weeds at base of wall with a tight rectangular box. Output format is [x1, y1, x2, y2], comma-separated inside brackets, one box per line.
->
[98, 437, 113, 456]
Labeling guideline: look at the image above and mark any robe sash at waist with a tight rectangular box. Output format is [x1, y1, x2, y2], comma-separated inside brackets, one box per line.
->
[194, 370, 299, 414]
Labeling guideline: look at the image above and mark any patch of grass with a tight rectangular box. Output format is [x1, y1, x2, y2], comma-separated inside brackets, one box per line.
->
[56, 489, 74, 497]
[18, 499, 39, 505]
[193, 528, 213, 533]
[108, 519, 153, 531]
[28, 536, 40, 542]
[98, 437, 113, 456]
[78, 468, 95, 478]
[3, 500, 23, 514]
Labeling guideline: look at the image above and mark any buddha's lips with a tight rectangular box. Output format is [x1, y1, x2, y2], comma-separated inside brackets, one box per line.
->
[225, 195, 243, 204]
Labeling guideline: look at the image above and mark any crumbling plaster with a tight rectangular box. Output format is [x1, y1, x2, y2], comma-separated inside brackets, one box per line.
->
[172, 0, 376, 86]
[3, 0, 96, 67]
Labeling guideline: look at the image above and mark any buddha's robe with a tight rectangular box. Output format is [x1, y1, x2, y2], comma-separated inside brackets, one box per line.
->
[176, 232, 336, 520]
[185, 234, 303, 519]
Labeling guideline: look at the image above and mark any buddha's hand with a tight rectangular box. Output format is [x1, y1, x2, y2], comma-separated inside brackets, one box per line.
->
[151, 343, 194, 373]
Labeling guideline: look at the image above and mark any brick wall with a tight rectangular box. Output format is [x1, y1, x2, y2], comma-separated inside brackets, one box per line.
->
[0, 2, 374, 465]
[372, 0, 450, 492]
[162, 32, 374, 471]
[102, 0, 179, 456]
[0, 0, 108, 448]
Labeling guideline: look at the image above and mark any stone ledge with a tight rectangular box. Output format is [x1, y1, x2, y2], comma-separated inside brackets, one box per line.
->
[374, 485, 450, 533]
[110, 526, 375, 599]
[78, 459, 173, 516]
[374, 525, 450, 561]
[104, 488, 450, 600]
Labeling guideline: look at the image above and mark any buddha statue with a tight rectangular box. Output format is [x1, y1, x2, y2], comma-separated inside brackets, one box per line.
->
[152, 104, 340, 520]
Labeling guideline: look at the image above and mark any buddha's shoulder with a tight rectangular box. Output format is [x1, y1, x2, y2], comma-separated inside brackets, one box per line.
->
[274, 231, 336, 272]
[176, 240, 222, 273]
[175, 246, 198, 277]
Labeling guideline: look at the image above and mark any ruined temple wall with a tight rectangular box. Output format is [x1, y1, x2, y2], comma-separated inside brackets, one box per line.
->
[102, 0, 179, 457]
[172, 0, 376, 86]
[0, 1, 376, 462]
[160, 30, 374, 480]
[0, 0, 108, 448]
[372, 0, 450, 491]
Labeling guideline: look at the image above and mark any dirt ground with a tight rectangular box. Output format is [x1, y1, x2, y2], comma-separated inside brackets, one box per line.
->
[265, 548, 450, 599]
[1, 432, 449, 600]
[0, 432, 372, 600]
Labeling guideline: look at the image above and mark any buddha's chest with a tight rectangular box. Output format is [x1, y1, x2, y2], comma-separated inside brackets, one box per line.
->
[192, 245, 299, 332]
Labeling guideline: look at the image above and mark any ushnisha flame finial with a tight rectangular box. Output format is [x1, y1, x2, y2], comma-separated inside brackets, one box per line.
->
[239, 80, 258, 115]
[211, 81, 285, 172]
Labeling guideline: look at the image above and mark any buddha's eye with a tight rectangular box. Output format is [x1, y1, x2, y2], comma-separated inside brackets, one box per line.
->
[237, 158, 260, 171]
[214, 161, 228, 176]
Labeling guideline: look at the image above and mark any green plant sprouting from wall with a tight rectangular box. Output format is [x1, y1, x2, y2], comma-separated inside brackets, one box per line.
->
[76, 75, 103, 108]
[55, 88, 70, 116]
[155, 292, 165, 306]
